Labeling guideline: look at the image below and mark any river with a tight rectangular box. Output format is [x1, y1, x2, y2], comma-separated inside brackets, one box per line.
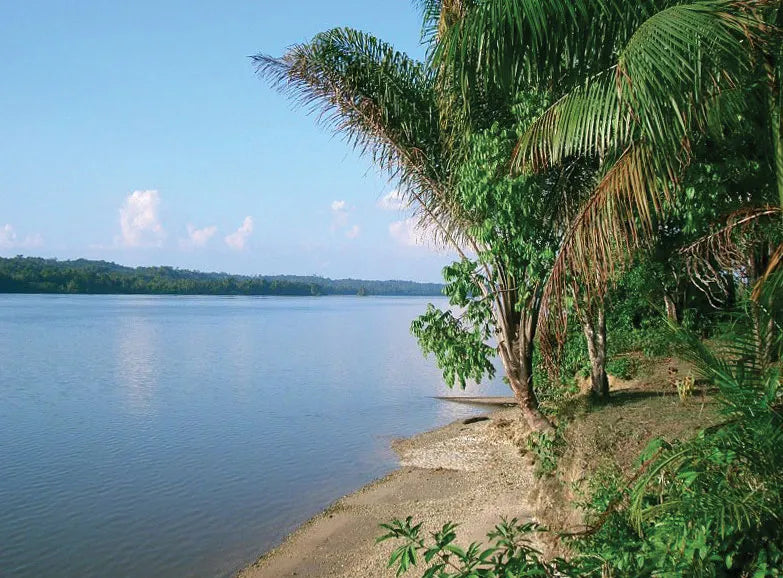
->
[0, 295, 507, 577]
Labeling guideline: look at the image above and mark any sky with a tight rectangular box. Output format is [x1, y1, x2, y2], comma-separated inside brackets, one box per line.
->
[0, 1, 456, 282]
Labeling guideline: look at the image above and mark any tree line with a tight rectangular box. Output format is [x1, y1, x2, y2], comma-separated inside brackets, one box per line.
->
[0, 256, 444, 296]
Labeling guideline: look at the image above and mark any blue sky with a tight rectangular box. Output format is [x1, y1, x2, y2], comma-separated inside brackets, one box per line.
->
[0, 1, 455, 282]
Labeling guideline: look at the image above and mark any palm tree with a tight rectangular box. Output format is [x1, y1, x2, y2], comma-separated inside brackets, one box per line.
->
[255, 29, 561, 431]
[431, 0, 778, 379]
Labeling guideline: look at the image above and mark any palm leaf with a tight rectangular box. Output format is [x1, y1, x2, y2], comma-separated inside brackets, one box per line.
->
[432, 0, 672, 101]
[616, 1, 763, 157]
[514, 69, 632, 171]
[539, 143, 669, 347]
[253, 28, 472, 251]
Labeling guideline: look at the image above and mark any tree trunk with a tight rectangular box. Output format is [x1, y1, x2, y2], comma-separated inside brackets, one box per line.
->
[582, 304, 609, 401]
[515, 329, 555, 433]
[664, 294, 679, 324]
[768, 61, 783, 209]
[750, 300, 774, 367]
[497, 308, 554, 434]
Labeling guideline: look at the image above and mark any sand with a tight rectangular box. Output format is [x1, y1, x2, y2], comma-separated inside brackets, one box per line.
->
[237, 406, 541, 578]
[238, 359, 719, 578]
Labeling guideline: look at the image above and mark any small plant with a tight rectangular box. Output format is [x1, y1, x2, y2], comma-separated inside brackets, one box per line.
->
[526, 429, 564, 477]
[573, 465, 626, 519]
[377, 517, 585, 577]
[675, 372, 694, 402]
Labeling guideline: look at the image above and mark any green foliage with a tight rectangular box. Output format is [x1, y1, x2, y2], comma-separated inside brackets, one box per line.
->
[531, 324, 587, 412]
[574, 465, 626, 520]
[378, 516, 585, 577]
[411, 303, 496, 390]
[411, 261, 497, 389]
[388, 273, 783, 577]
[526, 429, 565, 478]
[411, 123, 564, 394]
[605, 357, 638, 381]
[606, 260, 689, 358]
[578, 280, 783, 576]
[452, 122, 560, 302]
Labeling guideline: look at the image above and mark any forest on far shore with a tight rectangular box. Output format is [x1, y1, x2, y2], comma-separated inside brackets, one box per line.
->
[0, 256, 444, 297]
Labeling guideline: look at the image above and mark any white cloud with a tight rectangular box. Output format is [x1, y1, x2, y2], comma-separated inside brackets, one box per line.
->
[345, 224, 360, 239]
[119, 190, 165, 247]
[0, 224, 44, 249]
[377, 190, 407, 211]
[389, 218, 439, 250]
[225, 216, 254, 251]
[0, 225, 16, 247]
[330, 199, 350, 230]
[181, 224, 218, 248]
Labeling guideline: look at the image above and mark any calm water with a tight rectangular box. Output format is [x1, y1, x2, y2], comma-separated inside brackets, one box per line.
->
[0, 295, 506, 577]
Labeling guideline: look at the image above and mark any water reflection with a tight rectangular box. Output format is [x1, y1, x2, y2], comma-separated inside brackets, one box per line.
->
[115, 316, 159, 415]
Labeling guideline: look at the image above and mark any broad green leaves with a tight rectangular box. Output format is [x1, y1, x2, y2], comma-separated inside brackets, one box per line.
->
[412, 301, 497, 389]
[411, 124, 561, 392]
[379, 517, 577, 577]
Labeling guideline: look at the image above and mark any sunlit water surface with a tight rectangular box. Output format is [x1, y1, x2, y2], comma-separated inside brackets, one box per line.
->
[0, 295, 507, 577]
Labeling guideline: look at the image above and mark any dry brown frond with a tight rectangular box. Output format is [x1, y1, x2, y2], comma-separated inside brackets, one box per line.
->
[752, 242, 783, 301]
[538, 143, 670, 362]
[681, 206, 781, 305]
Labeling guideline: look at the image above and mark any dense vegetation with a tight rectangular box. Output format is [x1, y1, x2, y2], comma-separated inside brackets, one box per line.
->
[260, 0, 782, 574]
[0, 256, 444, 296]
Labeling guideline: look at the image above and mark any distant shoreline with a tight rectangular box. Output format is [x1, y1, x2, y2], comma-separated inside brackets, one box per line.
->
[0, 292, 444, 298]
[0, 256, 445, 297]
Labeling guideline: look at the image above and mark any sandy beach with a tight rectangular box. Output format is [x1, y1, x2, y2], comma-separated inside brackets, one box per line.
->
[238, 404, 545, 578]
[238, 362, 716, 578]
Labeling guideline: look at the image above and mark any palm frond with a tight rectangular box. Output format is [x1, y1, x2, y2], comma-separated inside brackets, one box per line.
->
[514, 70, 632, 172]
[516, 1, 765, 172]
[433, 0, 672, 102]
[524, 1, 769, 349]
[681, 206, 782, 304]
[254, 28, 471, 250]
[753, 242, 783, 299]
[539, 143, 668, 348]
[628, 302, 783, 539]
[615, 1, 765, 157]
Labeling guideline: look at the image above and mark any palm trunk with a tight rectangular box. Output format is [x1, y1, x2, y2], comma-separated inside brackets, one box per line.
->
[772, 105, 783, 210]
[581, 303, 609, 400]
[751, 301, 775, 367]
[768, 62, 783, 210]
[664, 294, 679, 324]
[764, 34, 781, 362]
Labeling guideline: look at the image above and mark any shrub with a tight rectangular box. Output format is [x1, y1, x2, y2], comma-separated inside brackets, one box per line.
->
[377, 517, 590, 577]
[606, 357, 637, 380]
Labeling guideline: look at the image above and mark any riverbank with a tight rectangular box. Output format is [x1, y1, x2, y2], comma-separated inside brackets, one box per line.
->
[238, 405, 543, 578]
[238, 358, 719, 577]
